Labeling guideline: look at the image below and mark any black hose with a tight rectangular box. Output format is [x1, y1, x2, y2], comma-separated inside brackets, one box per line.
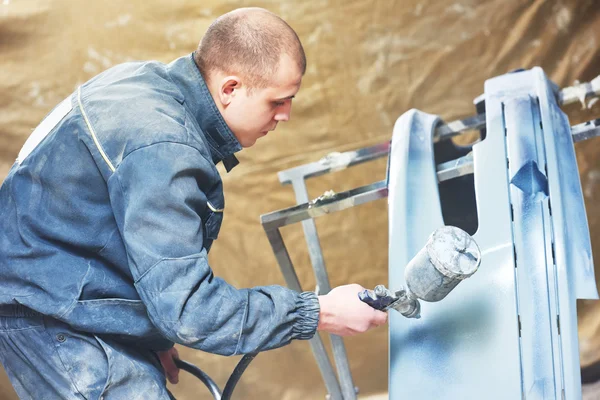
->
[221, 352, 258, 400]
[174, 353, 258, 400]
[174, 358, 222, 399]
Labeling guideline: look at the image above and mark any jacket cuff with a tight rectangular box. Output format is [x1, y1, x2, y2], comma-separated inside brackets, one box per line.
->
[291, 291, 321, 341]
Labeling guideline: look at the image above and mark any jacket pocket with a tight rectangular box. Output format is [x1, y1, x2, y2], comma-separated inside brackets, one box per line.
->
[64, 298, 160, 338]
[95, 335, 172, 399]
[42, 317, 110, 400]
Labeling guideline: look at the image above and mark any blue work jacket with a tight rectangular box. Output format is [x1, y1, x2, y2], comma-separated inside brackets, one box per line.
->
[0, 53, 320, 355]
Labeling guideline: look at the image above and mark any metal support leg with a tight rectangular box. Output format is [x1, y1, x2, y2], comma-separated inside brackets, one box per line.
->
[290, 180, 332, 294]
[263, 228, 344, 400]
[290, 179, 357, 400]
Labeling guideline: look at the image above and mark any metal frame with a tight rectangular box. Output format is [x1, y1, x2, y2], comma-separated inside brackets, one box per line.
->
[260, 76, 600, 400]
[261, 134, 486, 400]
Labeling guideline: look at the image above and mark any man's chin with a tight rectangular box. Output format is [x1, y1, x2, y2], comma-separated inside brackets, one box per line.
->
[239, 132, 270, 148]
[241, 138, 258, 148]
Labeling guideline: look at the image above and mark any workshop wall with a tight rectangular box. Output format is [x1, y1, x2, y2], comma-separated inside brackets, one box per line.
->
[1, 1, 599, 399]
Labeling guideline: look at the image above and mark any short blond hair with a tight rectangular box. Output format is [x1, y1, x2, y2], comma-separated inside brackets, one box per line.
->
[194, 8, 306, 88]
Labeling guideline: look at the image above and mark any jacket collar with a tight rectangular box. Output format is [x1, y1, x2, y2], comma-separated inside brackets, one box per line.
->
[166, 53, 242, 172]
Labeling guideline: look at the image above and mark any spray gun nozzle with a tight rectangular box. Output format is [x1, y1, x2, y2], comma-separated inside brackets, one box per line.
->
[359, 226, 481, 319]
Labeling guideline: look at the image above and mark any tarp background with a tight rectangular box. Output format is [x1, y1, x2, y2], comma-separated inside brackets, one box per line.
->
[1, 0, 599, 398]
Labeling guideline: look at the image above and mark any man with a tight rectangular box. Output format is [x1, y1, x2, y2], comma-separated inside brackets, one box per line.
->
[0, 7, 387, 399]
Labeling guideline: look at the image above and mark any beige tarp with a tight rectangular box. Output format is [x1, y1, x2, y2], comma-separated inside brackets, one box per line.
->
[1, 0, 599, 399]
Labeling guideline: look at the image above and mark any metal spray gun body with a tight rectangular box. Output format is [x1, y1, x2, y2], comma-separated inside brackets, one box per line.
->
[359, 225, 481, 318]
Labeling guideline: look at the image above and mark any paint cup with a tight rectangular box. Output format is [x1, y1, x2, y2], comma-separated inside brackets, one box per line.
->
[405, 225, 481, 302]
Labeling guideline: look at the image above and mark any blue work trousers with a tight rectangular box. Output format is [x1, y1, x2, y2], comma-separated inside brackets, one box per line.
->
[0, 305, 174, 399]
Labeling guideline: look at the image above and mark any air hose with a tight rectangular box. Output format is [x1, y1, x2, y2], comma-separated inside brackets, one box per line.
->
[174, 352, 258, 400]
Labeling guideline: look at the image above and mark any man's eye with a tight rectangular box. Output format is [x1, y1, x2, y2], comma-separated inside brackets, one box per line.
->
[273, 101, 285, 107]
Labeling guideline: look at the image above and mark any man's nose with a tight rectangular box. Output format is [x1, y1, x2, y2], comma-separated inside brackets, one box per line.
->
[274, 102, 292, 122]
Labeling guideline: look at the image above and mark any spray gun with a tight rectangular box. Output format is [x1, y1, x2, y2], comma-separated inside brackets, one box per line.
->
[359, 225, 481, 318]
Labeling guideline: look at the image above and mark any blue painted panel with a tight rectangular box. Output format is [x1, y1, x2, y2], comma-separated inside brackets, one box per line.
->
[388, 109, 522, 399]
[388, 68, 597, 400]
[505, 95, 558, 399]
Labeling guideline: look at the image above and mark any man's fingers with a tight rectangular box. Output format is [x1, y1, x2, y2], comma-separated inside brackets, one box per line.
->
[169, 347, 181, 384]
[158, 348, 180, 384]
[373, 310, 388, 326]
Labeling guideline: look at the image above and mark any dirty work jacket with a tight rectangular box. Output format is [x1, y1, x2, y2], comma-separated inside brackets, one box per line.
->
[0, 53, 320, 355]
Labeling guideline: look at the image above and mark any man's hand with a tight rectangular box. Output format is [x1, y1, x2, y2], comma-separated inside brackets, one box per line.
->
[317, 284, 388, 336]
[157, 347, 180, 385]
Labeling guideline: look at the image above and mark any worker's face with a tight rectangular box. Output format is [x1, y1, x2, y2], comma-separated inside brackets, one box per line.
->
[217, 54, 303, 147]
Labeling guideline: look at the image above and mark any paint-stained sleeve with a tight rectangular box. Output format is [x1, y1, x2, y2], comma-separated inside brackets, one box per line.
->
[107, 142, 320, 355]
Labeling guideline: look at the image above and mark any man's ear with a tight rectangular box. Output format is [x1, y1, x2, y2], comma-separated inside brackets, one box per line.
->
[218, 76, 242, 106]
